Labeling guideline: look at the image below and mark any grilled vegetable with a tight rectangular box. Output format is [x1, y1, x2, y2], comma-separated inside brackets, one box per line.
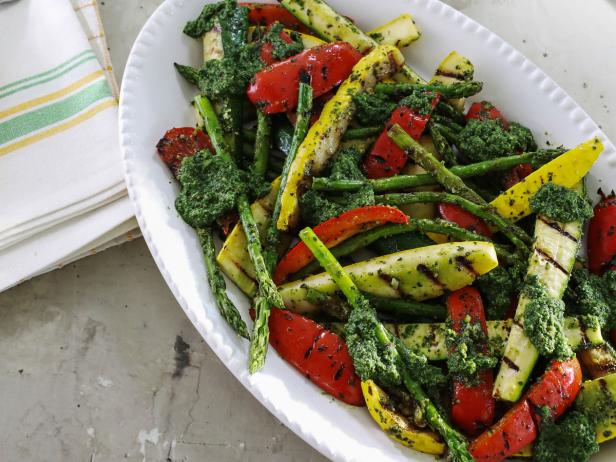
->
[361, 380, 445, 455]
[388, 316, 603, 361]
[588, 190, 616, 275]
[439, 202, 492, 237]
[367, 13, 421, 48]
[156, 127, 212, 176]
[470, 358, 582, 462]
[265, 307, 364, 405]
[466, 101, 509, 128]
[279, 241, 498, 314]
[447, 288, 496, 436]
[362, 93, 440, 179]
[273, 205, 408, 284]
[490, 138, 604, 221]
[493, 184, 584, 402]
[578, 343, 616, 379]
[217, 177, 280, 296]
[575, 372, 616, 443]
[247, 42, 362, 114]
[242, 2, 309, 31]
[430, 51, 474, 111]
[276, 45, 405, 232]
[299, 227, 474, 462]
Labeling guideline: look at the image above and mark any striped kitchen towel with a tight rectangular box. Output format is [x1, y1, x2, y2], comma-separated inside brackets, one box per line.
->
[0, 0, 136, 290]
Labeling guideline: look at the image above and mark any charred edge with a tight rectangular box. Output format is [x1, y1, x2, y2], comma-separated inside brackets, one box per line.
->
[455, 256, 478, 277]
[416, 264, 445, 289]
[534, 247, 569, 275]
[539, 216, 579, 243]
[378, 272, 404, 297]
[513, 318, 524, 329]
[232, 260, 257, 283]
[502, 356, 520, 371]
[434, 69, 462, 79]
[578, 316, 591, 349]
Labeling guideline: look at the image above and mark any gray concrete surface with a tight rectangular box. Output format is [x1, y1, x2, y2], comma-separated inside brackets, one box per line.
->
[1, 1, 615, 461]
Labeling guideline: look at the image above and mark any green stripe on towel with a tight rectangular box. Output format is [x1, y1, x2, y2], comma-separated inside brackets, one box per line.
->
[0, 78, 112, 146]
[0, 50, 96, 100]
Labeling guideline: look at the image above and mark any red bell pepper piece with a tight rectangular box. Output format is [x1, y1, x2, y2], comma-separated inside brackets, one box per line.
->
[263, 307, 365, 406]
[241, 3, 309, 32]
[156, 127, 212, 177]
[587, 190, 616, 275]
[469, 357, 582, 462]
[273, 205, 408, 284]
[362, 95, 440, 179]
[247, 42, 362, 114]
[260, 27, 296, 66]
[469, 400, 537, 462]
[438, 203, 492, 237]
[525, 357, 582, 424]
[466, 101, 509, 130]
[447, 288, 495, 436]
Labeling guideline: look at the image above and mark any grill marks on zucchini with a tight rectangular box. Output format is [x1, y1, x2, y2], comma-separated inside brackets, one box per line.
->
[493, 183, 585, 402]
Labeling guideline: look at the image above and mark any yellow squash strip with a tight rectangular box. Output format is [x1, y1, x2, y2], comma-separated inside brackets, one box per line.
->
[429, 51, 474, 111]
[276, 45, 405, 232]
[279, 241, 498, 314]
[217, 178, 281, 296]
[575, 372, 616, 444]
[490, 137, 603, 221]
[361, 380, 445, 455]
[368, 14, 421, 48]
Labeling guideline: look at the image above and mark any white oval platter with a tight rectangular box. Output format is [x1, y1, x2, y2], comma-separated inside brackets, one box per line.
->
[119, 0, 616, 460]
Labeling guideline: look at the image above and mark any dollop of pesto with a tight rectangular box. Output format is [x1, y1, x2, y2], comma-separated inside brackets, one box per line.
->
[398, 90, 437, 116]
[507, 121, 537, 153]
[175, 150, 247, 228]
[300, 148, 373, 226]
[566, 268, 616, 329]
[183, 0, 230, 38]
[328, 147, 365, 181]
[445, 317, 498, 386]
[530, 183, 594, 223]
[457, 119, 516, 162]
[533, 411, 599, 462]
[345, 299, 401, 387]
[263, 23, 304, 60]
[299, 185, 375, 226]
[475, 259, 526, 319]
[522, 276, 572, 360]
[352, 92, 397, 126]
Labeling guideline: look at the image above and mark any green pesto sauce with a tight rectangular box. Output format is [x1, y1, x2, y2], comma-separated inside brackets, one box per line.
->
[398, 90, 436, 116]
[175, 150, 247, 228]
[345, 299, 401, 387]
[328, 147, 365, 181]
[508, 121, 537, 152]
[522, 276, 572, 360]
[530, 183, 594, 223]
[299, 185, 375, 226]
[533, 411, 599, 462]
[445, 317, 497, 386]
[566, 268, 616, 329]
[183, 0, 229, 38]
[457, 119, 516, 162]
[352, 92, 397, 126]
[475, 259, 526, 319]
[263, 23, 304, 60]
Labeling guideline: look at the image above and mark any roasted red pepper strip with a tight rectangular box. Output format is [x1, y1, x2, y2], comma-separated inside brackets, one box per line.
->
[362, 95, 440, 179]
[466, 101, 509, 129]
[438, 203, 492, 237]
[447, 288, 495, 436]
[469, 400, 537, 462]
[273, 205, 408, 284]
[469, 357, 582, 462]
[241, 2, 309, 32]
[259, 307, 364, 406]
[247, 42, 363, 114]
[525, 357, 583, 424]
[260, 27, 295, 66]
[588, 190, 616, 275]
[156, 127, 212, 177]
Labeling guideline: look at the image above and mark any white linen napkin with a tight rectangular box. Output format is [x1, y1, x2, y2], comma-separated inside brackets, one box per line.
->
[0, 0, 139, 290]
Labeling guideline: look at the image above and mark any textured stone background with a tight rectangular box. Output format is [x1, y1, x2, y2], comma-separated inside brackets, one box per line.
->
[1, 1, 615, 461]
